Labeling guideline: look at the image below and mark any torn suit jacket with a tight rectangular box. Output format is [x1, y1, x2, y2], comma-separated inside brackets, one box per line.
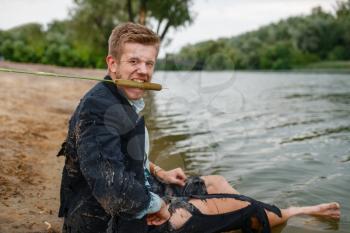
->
[58, 75, 150, 232]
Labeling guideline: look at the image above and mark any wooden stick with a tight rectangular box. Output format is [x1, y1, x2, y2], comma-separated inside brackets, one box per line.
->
[114, 79, 162, 91]
[0, 67, 163, 91]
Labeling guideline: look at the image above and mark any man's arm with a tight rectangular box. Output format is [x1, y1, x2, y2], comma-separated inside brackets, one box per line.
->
[134, 192, 163, 219]
[76, 96, 150, 217]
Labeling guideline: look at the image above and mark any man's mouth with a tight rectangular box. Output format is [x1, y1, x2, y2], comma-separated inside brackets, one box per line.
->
[131, 78, 147, 83]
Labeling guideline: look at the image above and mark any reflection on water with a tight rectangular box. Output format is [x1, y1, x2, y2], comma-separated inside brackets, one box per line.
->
[144, 71, 350, 233]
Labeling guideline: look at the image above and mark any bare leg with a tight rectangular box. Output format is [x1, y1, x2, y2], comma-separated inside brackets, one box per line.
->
[259, 202, 341, 228]
[168, 198, 341, 230]
[199, 176, 341, 226]
[201, 175, 240, 194]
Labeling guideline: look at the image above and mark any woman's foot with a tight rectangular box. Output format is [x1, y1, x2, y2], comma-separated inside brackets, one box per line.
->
[289, 202, 341, 220]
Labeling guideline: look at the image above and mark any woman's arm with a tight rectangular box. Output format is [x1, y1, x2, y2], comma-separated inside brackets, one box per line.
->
[149, 162, 187, 186]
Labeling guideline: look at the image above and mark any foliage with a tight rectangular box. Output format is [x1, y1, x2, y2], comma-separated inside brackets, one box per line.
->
[147, 0, 194, 41]
[0, 0, 194, 68]
[0, 0, 349, 70]
[0, 23, 46, 63]
[158, 0, 350, 70]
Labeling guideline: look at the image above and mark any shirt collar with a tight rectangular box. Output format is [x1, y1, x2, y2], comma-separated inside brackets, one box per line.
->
[127, 98, 145, 114]
[104, 75, 145, 114]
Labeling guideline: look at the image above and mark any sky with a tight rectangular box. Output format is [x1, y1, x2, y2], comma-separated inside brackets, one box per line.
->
[0, 0, 341, 57]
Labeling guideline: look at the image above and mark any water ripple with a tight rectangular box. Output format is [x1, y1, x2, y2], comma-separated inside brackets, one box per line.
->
[280, 125, 350, 144]
[147, 72, 350, 232]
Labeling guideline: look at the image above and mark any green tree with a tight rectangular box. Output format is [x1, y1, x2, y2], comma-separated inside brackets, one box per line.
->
[67, 0, 127, 67]
[0, 23, 46, 62]
[125, 0, 194, 41]
[67, 0, 194, 67]
[334, 0, 350, 59]
[259, 41, 314, 70]
[295, 7, 339, 59]
[147, 0, 194, 41]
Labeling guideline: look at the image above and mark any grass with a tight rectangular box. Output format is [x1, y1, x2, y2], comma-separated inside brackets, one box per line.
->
[296, 60, 350, 73]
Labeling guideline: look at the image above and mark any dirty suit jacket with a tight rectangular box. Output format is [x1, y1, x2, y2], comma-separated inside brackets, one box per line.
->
[58, 75, 151, 233]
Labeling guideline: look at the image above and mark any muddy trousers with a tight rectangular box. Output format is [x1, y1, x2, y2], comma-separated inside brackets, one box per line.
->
[61, 177, 208, 233]
[148, 193, 282, 233]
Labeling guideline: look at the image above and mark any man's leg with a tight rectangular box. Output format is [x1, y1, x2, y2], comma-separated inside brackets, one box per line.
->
[62, 200, 110, 233]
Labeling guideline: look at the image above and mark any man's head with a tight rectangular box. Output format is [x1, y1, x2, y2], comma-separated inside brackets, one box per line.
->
[106, 23, 160, 100]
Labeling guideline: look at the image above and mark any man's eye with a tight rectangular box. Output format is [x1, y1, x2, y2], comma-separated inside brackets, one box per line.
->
[129, 60, 138, 65]
[146, 62, 154, 67]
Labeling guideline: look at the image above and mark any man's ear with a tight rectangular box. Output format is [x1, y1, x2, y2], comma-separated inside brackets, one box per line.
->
[106, 55, 118, 73]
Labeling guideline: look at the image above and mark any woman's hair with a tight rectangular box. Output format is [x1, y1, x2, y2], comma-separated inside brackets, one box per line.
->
[108, 22, 160, 60]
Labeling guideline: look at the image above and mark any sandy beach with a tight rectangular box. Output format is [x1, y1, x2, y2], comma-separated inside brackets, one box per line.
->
[0, 61, 105, 233]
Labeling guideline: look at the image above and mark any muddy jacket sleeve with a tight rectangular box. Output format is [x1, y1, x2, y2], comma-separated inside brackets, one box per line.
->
[134, 191, 162, 219]
[76, 95, 151, 217]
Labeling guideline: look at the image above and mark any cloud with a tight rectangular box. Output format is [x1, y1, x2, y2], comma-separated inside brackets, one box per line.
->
[0, 0, 73, 30]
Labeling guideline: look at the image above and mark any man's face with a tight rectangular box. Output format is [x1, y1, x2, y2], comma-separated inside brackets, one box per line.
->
[107, 42, 158, 100]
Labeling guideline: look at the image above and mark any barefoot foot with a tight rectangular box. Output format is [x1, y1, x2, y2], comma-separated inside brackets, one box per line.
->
[302, 202, 341, 220]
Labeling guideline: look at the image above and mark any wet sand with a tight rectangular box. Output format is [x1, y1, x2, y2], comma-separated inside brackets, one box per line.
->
[0, 61, 105, 233]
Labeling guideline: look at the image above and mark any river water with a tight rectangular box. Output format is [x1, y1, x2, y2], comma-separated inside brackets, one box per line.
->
[145, 71, 350, 233]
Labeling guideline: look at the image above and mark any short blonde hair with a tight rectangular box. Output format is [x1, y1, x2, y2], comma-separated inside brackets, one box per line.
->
[108, 22, 160, 60]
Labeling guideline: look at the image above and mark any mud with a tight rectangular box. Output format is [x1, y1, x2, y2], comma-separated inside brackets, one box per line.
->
[0, 61, 105, 233]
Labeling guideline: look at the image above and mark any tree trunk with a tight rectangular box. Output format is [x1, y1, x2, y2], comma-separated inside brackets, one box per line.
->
[138, 0, 147, 25]
[127, 0, 134, 22]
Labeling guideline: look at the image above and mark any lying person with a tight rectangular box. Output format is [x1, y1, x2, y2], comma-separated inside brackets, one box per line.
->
[146, 174, 341, 233]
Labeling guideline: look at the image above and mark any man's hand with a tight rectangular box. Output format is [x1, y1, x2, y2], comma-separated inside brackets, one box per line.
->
[157, 168, 187, 186]
[146, 201, 170, 226]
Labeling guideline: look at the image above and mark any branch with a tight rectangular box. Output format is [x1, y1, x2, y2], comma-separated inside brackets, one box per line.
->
[160, 20, 171, 41]
[156, 18, 163, 34]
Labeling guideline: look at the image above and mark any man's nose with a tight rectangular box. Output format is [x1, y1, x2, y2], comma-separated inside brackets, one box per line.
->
[136, 62, 148, 74]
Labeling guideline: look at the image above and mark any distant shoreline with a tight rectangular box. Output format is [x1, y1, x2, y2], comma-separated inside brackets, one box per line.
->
[155, 60, 350, 73]
[1, 60, 349, 74]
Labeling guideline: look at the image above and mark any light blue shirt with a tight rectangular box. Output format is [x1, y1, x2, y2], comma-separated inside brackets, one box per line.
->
[128, 98, 162, 219]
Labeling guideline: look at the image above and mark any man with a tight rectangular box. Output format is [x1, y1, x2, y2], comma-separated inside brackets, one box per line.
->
[58, 22, 236, 233]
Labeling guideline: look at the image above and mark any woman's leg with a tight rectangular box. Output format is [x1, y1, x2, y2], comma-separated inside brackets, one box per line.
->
[259, 202, 341, 228]
[201, 175, 240, 194]
[198, 176, 341, 226]
[168, 198, 340, 230]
